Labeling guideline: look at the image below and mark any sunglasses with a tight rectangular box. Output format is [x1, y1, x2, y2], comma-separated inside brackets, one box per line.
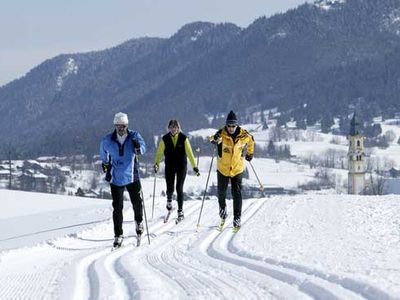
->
[115, 124, 127, 128]
[227, 125, 237, 128]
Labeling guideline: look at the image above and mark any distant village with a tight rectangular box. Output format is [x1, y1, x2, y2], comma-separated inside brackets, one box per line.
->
[0, 155, 110, 198]
[0, 154, 283, 199]
[3, 151, 399, 198]
[1, 115, 400, 198]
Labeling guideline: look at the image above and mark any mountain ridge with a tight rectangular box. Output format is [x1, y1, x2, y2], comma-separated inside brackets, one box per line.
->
[1, 0, 400, 158]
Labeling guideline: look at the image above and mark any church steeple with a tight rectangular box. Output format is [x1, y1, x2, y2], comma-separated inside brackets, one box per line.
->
[348, 112, 365, 194]
[349, 113, 360, 136]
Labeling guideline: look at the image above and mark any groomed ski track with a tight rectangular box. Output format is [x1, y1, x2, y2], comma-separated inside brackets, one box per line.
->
[0, 197, 395, 300]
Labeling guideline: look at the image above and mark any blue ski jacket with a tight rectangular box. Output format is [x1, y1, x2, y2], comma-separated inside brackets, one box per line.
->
[100, 129, 146, 186]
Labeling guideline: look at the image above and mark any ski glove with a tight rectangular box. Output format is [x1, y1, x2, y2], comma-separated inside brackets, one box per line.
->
[193, 167, 200, 176]
[101, 163, 109, 173]
[211, 132, 221, 145]
[132, 139, 141, 154]
[245, 154, 253, 162]
[153, 164, 159, 174]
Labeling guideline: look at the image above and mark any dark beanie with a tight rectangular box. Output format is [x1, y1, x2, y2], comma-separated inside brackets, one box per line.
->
[226, 110, 238, 125]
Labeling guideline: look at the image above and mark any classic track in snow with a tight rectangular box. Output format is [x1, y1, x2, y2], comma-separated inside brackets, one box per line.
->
[0, 196, 397, 300]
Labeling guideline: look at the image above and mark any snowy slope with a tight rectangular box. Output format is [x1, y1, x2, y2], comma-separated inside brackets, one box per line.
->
[0, 190, 111, 250]
[0, 190, 399, 299]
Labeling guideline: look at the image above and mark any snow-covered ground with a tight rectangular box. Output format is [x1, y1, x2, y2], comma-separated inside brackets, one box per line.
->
[0, 189, 399, 299]
[147, 156, 315, 193]
[1, 119, 400, 299]
[0, 190, 111, 250]
[372, 121, 400, 167]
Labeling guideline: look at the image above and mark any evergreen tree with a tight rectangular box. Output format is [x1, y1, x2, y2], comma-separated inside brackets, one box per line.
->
[321, 115, 334, 133]
[277, 114, 289, 127]
[364, 123, 382, 137]
[339, 116, 350, 135]
[283, 145, 291, 158]
[296, 118, 307, 130]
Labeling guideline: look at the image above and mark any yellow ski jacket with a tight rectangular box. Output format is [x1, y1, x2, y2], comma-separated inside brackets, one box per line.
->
[211, 127, 254, 177]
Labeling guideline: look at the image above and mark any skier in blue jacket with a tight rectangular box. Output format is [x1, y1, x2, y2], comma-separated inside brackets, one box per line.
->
[100, 112, 146, 248]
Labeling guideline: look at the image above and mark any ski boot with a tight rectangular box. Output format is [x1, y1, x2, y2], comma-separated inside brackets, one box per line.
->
[166, 200, 172, 211]
[164, 200, 173, 223]
[232, 217, 241, 233]
[175, 210, 184, 224]
[136, 221, 144, 246]
[217, 207, 227, 231]
[112, 236, 124, 250]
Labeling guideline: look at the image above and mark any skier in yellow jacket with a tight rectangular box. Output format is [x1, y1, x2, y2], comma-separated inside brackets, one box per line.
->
[154, 119, 199, 222]
[210, 111, 254, 231]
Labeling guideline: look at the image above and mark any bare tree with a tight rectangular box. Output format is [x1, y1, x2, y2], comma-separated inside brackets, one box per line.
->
[269, 126, 283, 142]
[384, 130, 396, 144]
[90, 173, 98, 190]
[287, 129, 305, 142]
[329, 136, 342, 145]
[304, 152, 317, 169]
[366, 156, 396, 173]
[367, 172, 386, 195]
[298, 167, 336, 191]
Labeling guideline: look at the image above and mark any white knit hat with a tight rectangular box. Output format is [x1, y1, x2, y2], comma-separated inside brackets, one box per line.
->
[113, 112, 129, 125]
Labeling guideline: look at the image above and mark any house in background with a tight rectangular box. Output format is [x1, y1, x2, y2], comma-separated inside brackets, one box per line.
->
[0, 166, 10, 180]
[383, 167, 400, 194]
[387, 167, 400, 178]
[19, 171, 48, 193]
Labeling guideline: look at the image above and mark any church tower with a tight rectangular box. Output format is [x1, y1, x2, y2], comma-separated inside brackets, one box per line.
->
[348, 113, 366, 194]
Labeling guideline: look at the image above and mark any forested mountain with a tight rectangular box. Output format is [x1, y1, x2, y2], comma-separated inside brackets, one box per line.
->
[1, 0, 400, 158]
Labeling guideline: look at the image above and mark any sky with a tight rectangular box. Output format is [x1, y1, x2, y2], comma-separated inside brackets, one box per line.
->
[0, 0, 307, 87]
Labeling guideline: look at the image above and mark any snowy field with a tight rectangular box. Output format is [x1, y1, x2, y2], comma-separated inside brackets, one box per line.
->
[146, 156, 316, 193]
[0, 189, 399, 299]
[0, 190, 112, 250]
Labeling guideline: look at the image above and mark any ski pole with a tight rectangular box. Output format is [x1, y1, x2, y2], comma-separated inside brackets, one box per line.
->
[151, 173, 156, 219]
[135, 156, 151, 244]
[140, 189, 151, 245]
[248, 160, 264, 191]
[196, 148, 215, 230]
[196, 147, 200, 167]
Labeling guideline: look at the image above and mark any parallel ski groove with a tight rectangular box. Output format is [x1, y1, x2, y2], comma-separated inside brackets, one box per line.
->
[209, 199, 368, 300]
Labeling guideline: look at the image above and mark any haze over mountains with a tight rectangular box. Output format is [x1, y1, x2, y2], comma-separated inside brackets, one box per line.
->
[1, 0, 400, 158]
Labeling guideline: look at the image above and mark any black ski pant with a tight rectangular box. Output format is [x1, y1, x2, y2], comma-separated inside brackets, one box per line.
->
[217, 170, 243, 219]
[165, 165, 187, 211]
[110, 181, 143, 237]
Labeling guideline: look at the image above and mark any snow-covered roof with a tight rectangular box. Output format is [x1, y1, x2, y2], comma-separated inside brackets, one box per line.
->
[26, 160, 40, 165]
[31, 173, 48, 179]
